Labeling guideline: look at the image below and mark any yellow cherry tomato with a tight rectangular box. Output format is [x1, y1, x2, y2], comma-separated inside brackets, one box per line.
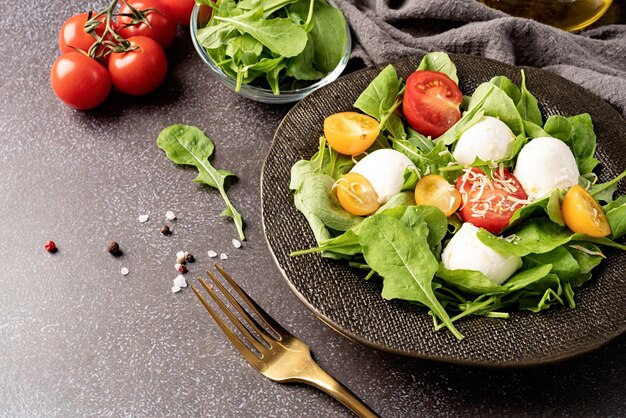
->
[414, 174, 462, 217]
[323, 112, 380, 155]
[335, 172, 380, 216]
[562, 185, 611, 237]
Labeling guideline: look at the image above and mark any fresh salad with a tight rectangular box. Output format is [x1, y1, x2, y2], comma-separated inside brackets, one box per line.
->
[196, 0, 348, 94]
[289, 52, 626, 340]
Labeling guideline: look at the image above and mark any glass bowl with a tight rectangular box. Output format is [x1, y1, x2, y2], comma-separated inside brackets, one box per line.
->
[190, 2, 352, 104]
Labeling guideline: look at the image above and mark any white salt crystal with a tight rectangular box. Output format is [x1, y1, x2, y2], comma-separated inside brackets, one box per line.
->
[171, 286, 181, 293]
[165, 210, 176, 220]
[173, 275, 187, 288]
[121, 267, 129, 276]
[138, 214, 150, 223]
[232, 239, 242, 249]
[207, 250, 218, 258]
[219, 253, 228, 260]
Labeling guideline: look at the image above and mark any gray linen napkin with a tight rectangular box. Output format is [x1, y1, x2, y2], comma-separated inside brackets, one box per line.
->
[335, 0, 626, 116]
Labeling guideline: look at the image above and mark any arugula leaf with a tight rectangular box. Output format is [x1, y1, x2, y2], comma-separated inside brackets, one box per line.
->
[437, 86, 492, 145]
[467, 82, 524, 135]
[436, 266, 504, 295]
[417, 52, 458, 83]
[481, 218, 626, 257]
[358, 214, 463, 339]
[515, 70, 543, 126]
[508, 194, 550, 225]
[407, 127, 434, 152]
[546, 189, 565, 226]
[304, 0, 347, 72]
[589, 169, 626, 203]
[157, 125, 245, 240]
[543, 115, 572, 141]
[523, 247, 581, 282]
[478, 218, 577, 257]
[294, 173, 362, 233]
[197, 22, 238, 49]
[488, 75, 521, 103]
[214, 7, 307, 58]
[285, 32, 325, 81]
[567, 113, 599, 175]
[604, 195, 626, 239]
[392, 138, 458, 182]
[523, 120, 550, 138]
[353, 64, 404, 139]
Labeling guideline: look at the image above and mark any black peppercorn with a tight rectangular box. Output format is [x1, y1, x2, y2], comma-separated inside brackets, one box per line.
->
[106, 241, 121, 256]
[184, 253, 195, 263]
[160, 225, 171, 235]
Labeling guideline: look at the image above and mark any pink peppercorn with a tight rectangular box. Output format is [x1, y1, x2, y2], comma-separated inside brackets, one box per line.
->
[44, 240, 57, 252]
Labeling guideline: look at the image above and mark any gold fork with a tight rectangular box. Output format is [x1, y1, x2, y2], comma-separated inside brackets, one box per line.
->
[191, 264, 379, 418]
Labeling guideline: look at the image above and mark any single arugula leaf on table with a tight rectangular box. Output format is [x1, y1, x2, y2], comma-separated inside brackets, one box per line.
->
[157, 124, 246, 241]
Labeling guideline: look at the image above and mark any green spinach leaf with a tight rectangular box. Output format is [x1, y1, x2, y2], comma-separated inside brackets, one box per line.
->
[417, 52, 458, 83]
[358, 214, 463, 339]
[157, 125, 245, 240]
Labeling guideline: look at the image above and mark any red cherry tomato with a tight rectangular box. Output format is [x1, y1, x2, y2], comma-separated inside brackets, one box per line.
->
[50, 52, 111, 110]
[117, 0, 177, 49]
[108, 36, 167, 95]
[160, 0, 196, 25]
[455, 167, 528, 234]
[402, 70, 463, 138]
[58, 13, 116, 62]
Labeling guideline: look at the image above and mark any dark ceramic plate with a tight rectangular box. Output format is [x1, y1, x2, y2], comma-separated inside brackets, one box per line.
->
[261, 54, 626, 367]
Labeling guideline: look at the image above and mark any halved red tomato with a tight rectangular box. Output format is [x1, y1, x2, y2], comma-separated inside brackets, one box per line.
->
[402, 70, 462, 138]
[455, 167, 528, 234]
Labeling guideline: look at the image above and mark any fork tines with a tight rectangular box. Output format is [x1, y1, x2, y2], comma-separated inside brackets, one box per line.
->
[191, 264, 289, 364]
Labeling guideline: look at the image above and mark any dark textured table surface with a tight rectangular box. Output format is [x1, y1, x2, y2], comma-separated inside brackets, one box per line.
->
[1, 1, 624, 417]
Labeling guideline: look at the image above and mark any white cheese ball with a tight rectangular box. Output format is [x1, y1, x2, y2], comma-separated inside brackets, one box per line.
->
[514, 136, 579, 201]
[453, 116, 516, 165]
[441, 223, 522, 285]
[351, 149, 416, 204]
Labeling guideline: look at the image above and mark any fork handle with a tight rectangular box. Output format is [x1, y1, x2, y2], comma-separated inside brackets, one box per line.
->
[294, 361, 379, 418]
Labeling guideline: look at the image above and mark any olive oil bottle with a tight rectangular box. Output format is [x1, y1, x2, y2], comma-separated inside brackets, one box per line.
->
[479, 0, 614, 31]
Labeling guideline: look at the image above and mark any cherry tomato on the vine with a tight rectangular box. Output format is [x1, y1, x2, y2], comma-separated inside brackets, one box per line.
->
[455, 167, 528, 234]
[562, 185, 611, 237]
[108, 36, 167, 95]
[58, 13, 115, 62]
[402, 70, 463, 138]
[335, 172, 380, 216]
[160, 0, 196, 25]
[323, 112, 380, 156]
[117, 0, 177, 49]
[50, 52, 111, 110]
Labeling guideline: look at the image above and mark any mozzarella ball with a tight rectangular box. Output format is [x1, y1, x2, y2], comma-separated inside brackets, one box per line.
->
[453, 116, 516, 165]
[441, 223, 522, 285]
[350, 149, 416, 204]
[514, 136, 579, 201]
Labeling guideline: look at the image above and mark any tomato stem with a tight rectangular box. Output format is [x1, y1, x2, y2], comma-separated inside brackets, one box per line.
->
[83, 0, 140, 60]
